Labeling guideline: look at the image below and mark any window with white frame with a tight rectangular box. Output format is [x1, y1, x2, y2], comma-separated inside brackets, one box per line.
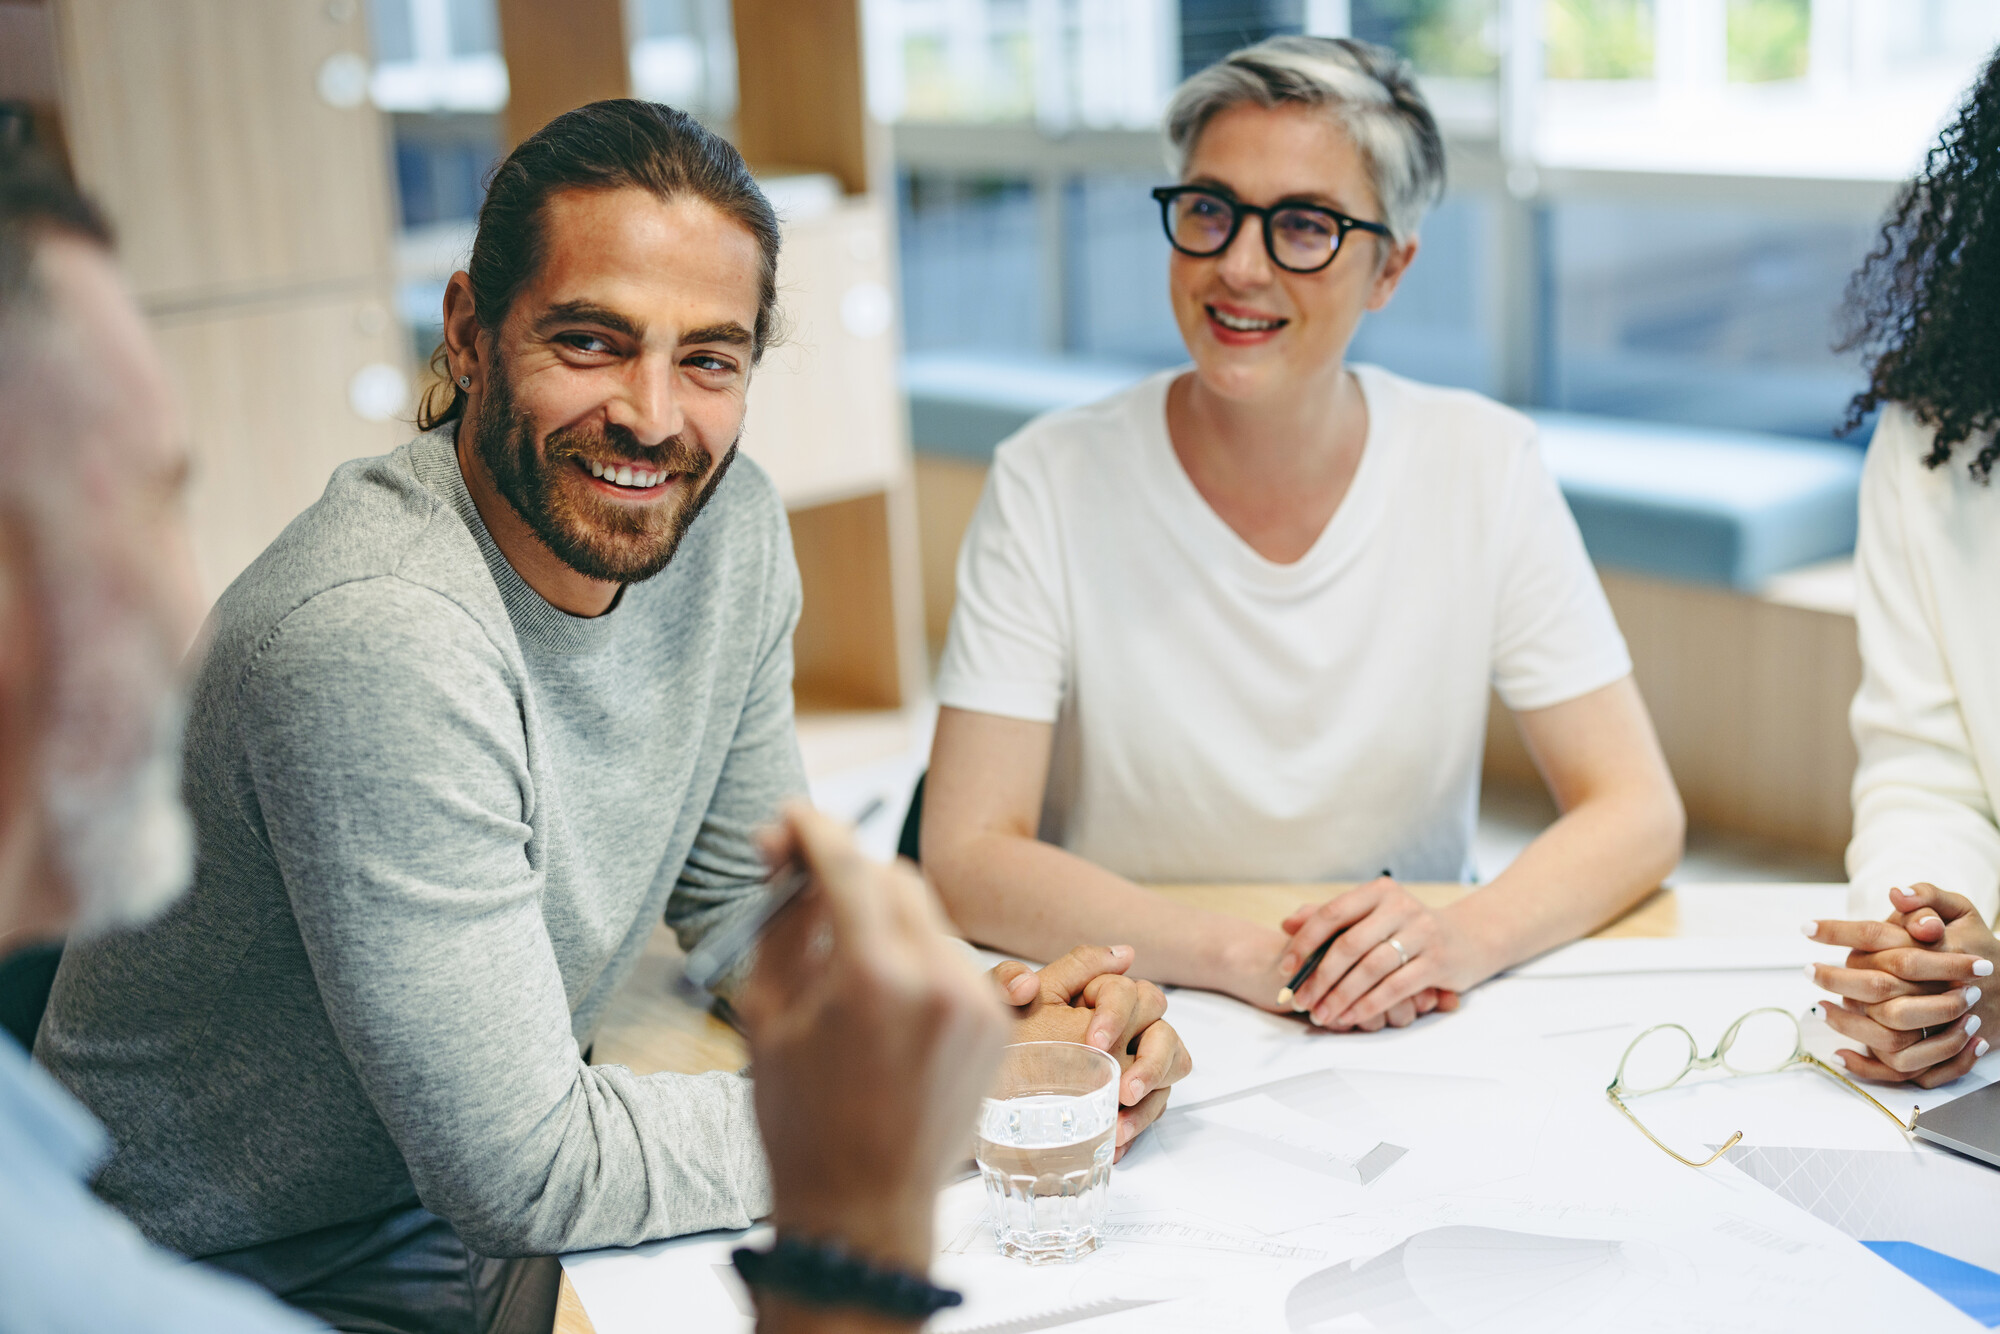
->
[361, 0, 2000, 440]
[366, 0, 744, 363]
[884, 0, 2000, 441]
[367, 0, 510, 114]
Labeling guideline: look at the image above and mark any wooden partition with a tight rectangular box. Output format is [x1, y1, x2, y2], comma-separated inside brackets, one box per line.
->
[1484, 567, 1861, 859]
[493, 0, 628, 150]
[730, 0, 923, 710]
[914, 454, 990, 646]
[731, 0, 873, 194]
[789, 492, 907, 710]
[44, 0, 409, 604]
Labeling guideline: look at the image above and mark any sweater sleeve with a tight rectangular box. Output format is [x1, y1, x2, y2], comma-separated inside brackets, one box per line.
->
[238, 579, 767, 1258]
[665, 516, 809, 992]
[1846, 414, 2000, 923]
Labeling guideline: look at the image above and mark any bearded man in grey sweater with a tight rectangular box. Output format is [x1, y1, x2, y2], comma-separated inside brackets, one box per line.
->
[36, 100, 1195, 1334]
[35, 101, 799, 1332]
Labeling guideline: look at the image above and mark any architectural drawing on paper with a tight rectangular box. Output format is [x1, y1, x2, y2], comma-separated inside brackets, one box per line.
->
[1284, 1226, 1668, 1333]
[1100, 1214, 1329, 1262]
[1723, 1143, 2000, 1274]
[944, 1203, 1329, 1262]
[938, 1296, 1167, 1334]
[1187, 1094, 1408, 1184]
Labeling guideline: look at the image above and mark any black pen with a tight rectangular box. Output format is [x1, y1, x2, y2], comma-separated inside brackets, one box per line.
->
[1276, 869, 1392, 1010]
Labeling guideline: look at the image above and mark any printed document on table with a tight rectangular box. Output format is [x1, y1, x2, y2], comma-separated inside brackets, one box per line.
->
[564, 1063, 1978, 1333]
[563, 929, 1989, 1332]
[1507, 936, 1825, 977]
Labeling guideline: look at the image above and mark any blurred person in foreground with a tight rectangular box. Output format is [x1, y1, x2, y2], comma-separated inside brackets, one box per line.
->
[922, 36, 1684, 1031]
[1803, 48, 2000, 1089]
[0, 143, 323, 1331]
[734, 805, 1012, 1334]
[0, 137, 1117, 1334]
[33, 98, 1187, 1334]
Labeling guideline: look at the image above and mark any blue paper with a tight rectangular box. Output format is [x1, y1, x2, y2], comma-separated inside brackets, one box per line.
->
[1863, 1242, 2000, 1327]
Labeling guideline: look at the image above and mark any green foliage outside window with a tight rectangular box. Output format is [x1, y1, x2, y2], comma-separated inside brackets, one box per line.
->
[1544, 0, 1654, 79]
[901, 30, 1035, 121]
[1727, 0, 1810, 83]
[1351, 0, 1501, 78]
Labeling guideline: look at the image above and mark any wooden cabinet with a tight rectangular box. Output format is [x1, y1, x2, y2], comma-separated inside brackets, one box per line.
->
[50, 0, 407, 605]
[731, 0, 872, 195]
[51, 0, 395, 309]
[740, 194, 924, 710]
[729, 0, 923, 708]
[154, 293, 410, 596]
[738, 196, 905, 509]
[73, 0, 422, 593]
[493, 0, 627, 152]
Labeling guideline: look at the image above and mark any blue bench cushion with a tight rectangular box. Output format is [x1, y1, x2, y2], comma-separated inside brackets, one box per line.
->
[904, 353, 1862, 590]
[904, 352, 1157, 462]
[1531, 412, 1861, 590]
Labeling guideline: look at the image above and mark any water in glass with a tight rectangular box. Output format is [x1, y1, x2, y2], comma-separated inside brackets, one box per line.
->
[976, 1042, 1119, 1264]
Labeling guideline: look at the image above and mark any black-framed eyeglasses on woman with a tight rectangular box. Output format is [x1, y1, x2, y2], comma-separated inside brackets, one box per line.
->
[1151, 185, 1393, 274]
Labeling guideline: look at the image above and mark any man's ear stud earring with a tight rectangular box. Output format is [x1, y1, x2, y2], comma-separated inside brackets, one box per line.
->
[457, 375, 472, 390]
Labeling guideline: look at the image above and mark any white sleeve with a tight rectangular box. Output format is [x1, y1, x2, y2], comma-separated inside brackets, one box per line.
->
[1488, 428, 1633, 713]
[1845, 415, 2000, 922]
[933, 443, 1071, 724]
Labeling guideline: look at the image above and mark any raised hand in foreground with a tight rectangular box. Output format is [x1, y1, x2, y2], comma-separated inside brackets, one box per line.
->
[737, 804, 1012, 1334]
[1805, 883, 1999, 1089]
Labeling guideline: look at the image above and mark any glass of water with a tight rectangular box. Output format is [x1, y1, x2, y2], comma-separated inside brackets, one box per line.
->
[975, 1041, 1120, 1264]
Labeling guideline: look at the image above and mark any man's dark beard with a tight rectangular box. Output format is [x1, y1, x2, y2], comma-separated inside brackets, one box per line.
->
[470, 360, 738, 585]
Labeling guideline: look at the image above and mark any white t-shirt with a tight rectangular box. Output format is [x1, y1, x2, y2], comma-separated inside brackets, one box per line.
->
[1846, 405, 2000, 922]
[934, 364, 1632, 884]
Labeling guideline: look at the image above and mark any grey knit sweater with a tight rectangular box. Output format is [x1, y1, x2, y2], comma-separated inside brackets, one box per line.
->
[37, 425, 802, 1260]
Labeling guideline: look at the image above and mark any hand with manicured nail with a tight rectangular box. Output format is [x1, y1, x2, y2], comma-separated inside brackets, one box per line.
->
[1802, 882, 2000, 1088]
[988, 945, 1194, 1162]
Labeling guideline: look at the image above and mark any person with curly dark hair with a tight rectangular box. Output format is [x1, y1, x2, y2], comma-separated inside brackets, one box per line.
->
[1800, 51, 2000, 1091]
[1838, 50, 2000, 478]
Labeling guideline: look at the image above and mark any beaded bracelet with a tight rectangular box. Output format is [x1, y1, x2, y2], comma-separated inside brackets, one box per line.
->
[731, 1235, 964, 1321]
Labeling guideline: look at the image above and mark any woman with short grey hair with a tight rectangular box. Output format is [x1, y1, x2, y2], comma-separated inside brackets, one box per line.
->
[1167, 35, 1445, 244]
[924, 37, 1684, 1041]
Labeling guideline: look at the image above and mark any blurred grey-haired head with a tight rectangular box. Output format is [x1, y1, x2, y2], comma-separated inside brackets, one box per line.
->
[0, 142, 196, 939]
[1166, 35, 1445, 245]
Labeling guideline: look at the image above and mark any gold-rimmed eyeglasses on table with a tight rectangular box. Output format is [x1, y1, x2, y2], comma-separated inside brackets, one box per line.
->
[1606, 1006, 1917, 1168]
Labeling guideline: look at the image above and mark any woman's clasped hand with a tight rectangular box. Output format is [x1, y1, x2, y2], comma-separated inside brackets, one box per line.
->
[1805, 884, 1999, 1089]
[1276, 875, 1467, 1031]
